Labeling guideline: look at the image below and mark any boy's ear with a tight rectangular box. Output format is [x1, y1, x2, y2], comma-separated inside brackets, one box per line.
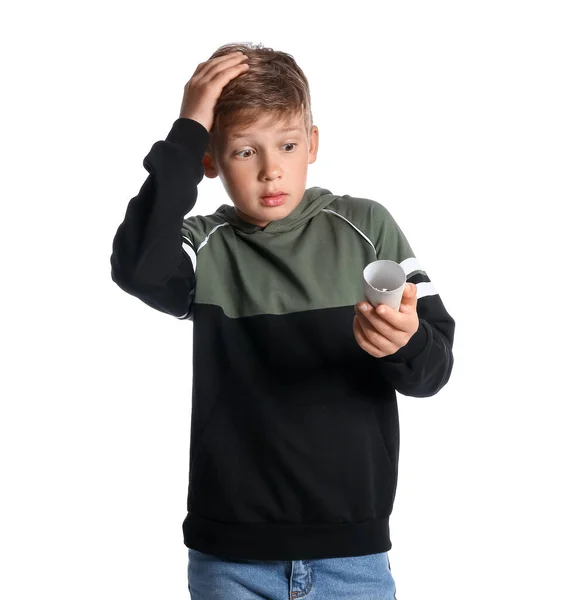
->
[202, 153, 219, 179]
[308, 125, 319, 165]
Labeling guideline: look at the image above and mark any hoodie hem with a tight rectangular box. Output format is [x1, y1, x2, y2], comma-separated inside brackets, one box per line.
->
[182, 512, 392, 560]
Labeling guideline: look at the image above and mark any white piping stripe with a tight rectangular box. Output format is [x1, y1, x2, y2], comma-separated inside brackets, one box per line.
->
[322, 209, 438, 299]
[182, 237, 197, 271]
[416, 281, 437, 299]
[400, 257, 422, 276]
[176, 237, 198, 320]
[322, 209, 377, 257]
[197, 222, 230, 252]
[175, 225, 229, 321]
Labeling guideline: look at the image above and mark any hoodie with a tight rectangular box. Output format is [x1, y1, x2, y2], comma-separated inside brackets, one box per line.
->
[110, 117, 455, 561]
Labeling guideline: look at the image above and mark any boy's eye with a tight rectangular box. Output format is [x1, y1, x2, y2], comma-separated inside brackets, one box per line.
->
[234, 143, 298, 158]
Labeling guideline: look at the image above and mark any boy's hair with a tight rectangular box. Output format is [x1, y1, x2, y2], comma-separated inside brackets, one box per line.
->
[206, 42, 313, 157]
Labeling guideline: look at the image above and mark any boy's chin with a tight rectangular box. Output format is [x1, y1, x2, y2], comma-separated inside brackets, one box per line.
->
[234, 207, 271, 227]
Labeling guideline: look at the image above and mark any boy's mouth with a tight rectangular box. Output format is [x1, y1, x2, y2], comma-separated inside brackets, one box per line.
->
[261, 193, 287, 206]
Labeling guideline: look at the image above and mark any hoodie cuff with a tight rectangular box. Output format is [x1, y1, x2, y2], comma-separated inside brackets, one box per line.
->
[380, 319, 429, 362]
[165, 118, 210, 164]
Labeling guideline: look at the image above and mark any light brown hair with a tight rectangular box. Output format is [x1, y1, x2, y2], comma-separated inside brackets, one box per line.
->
[206, 42, 314, 156]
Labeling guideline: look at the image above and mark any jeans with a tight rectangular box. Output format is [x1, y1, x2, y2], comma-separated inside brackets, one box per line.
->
[187, 548, 397, 599]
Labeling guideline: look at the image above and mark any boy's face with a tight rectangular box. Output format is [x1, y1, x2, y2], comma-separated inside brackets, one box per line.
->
[202, 112, 319, 228]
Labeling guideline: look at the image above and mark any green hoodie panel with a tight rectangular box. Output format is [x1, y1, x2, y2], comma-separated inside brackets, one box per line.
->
[182, 188, 426, 318]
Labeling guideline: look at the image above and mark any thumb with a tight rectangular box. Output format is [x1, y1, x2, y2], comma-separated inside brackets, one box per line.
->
[399, 283, 418, 312]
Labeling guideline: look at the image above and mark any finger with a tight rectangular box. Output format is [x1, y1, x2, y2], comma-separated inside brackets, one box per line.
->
[355, 307, 405, 350]
[375, 306, 411, 332]
[200, 51, 245, 70]
[200, 51, 248, 81]
[192, 61, 207, 77]
[192, 52, 241, 78]
[195, 61, 249, 93]
[361, 301, 414, 335]
[356, 303, 401, 340]
[210, 61, 250, 88]
[399, 282, 413, 300]
[399, 283, 418, 314]
[354, 316, 388, 358]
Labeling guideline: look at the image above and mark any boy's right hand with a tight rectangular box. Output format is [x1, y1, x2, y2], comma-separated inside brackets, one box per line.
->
[179, 51, 249, 133]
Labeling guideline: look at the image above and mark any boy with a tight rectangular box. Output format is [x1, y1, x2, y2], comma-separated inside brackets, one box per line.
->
[111, 42, 455, 599]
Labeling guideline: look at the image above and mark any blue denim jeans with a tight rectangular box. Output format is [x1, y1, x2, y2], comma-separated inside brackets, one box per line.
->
[187, 548, 397, 599]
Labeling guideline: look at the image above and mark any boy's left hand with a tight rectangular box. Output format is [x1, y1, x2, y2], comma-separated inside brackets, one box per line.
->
[353, 283, 419, 358]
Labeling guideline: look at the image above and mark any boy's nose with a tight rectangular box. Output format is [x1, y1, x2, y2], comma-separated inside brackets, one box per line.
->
[262, 165, 282, 180]
[259, 155, 282, 179]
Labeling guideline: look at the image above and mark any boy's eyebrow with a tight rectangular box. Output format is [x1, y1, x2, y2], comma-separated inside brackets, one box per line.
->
[228, 127, 302, 141]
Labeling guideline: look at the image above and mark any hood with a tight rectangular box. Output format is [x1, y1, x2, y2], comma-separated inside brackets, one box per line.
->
[214, 186, 340, 234]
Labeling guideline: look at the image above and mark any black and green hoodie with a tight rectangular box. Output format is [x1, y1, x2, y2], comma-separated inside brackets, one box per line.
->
[110, 117, 455, 561]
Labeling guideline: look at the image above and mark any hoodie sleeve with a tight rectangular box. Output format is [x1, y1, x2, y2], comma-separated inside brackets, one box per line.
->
[110, 118, 210, 320]
[370, 201, 456, 398]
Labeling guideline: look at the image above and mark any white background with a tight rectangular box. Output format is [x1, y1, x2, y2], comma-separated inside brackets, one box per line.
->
[2, 1, 576, 598]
